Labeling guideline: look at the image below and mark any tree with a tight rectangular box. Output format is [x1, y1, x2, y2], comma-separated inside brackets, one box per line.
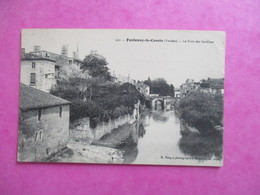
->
[177, 91, 223, 134]
[169, 84, 175, 97]
[81, 50, 111, 80]
[151, 78, 170, 96]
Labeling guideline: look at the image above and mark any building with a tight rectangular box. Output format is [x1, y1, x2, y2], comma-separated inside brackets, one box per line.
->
[18, 84, 70, 162]
[200, 78, 224, 95]
[179, 78, 224, 98]
[21, 51, 58, 93]
[38, 49, 83, 68]
[21, 46, 84, 92]
[180, 79, 195, 98]
[116, 74, 136, 84]
[34, 47, 83, 81]
[175, 89, 181, 98]
[135, 82, 150, 96]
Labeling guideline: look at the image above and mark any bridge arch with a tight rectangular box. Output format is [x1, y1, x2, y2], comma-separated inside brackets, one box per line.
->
[154, 99, 164, 110]
[151, 97, 167, 110]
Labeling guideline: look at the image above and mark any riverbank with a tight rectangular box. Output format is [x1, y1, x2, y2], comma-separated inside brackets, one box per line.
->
[179, 121, 223, 159]
[47, 140, 124, 163]
[47, 122, 138, 164]
[92, 122, 136, 148]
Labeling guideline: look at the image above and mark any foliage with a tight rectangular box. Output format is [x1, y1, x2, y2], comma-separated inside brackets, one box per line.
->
[177, 91, 223, 134]
[51, 81, 142, 123]
[69, 99, 103, 122]
[143, 77, 174, 96]
[81, 50, 112, 80]
[51, 82, 80, 101]
[51, 50, 145, 125]
[59, 63, 87, 81]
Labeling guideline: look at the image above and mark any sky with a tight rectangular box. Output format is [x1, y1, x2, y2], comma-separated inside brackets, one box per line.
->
[22, 29, 225, 87]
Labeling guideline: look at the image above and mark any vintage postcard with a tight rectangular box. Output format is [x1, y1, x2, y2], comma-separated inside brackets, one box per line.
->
[18, 29, 225, 166]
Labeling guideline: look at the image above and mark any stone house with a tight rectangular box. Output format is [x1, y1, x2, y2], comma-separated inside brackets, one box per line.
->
[18, 84, 70, 162]
[21, 51, 58, 93]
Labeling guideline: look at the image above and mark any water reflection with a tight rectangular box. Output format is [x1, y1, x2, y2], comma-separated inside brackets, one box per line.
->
[122, 110, 222, 165]
[138, 123, 146, 138]
[121, 121, 145, 164]
[179, 130, 223, 159]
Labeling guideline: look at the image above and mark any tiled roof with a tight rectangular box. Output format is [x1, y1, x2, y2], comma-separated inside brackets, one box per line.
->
[20, 83, 70, 110]
[21, 53, 56, 62]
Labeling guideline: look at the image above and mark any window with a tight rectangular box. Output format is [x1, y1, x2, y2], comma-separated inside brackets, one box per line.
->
[32, 62, 36, 69]
[30, 73, 36, 85]
[69, 60, 72, 64]
[38, 108, 42, 121]
[59, 107, 62, 118]
[35, 130, 43, 141]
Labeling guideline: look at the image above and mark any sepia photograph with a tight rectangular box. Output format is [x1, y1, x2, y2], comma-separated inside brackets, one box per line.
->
[18, 29, 225, 166]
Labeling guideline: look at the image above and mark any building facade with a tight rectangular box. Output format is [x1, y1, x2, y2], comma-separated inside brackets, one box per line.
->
[18, 84, 70, 162]
[21, 53, 58, 93]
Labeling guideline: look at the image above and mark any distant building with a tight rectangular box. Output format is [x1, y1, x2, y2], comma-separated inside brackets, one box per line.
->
[18, 84, 70, 162]
[194, 82, 200, 90]
[116, 74, 136, 84]
[200, 78, 224, 95]
[135, 82, 150, 96]
[175, 89, 181, 98]
[180, 79, 195, 98]
[21, 51, 58, 93]
[179, 78, 224, 98]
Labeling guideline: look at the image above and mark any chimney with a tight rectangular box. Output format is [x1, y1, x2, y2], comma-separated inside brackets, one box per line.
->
[21, 48, 25, 57]
[34, 45, 41, 53]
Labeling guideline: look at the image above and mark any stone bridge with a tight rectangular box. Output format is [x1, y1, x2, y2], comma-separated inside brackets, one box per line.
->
[146, 96, 174, 110]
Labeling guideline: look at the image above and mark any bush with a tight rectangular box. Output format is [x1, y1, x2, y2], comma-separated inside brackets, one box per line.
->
[177, 91, 223, 134]
[70, 99, 103, 122]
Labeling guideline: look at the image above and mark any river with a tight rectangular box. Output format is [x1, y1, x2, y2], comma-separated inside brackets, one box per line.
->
[122, 110, 222, 166]
[49, 109, 222, 166]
